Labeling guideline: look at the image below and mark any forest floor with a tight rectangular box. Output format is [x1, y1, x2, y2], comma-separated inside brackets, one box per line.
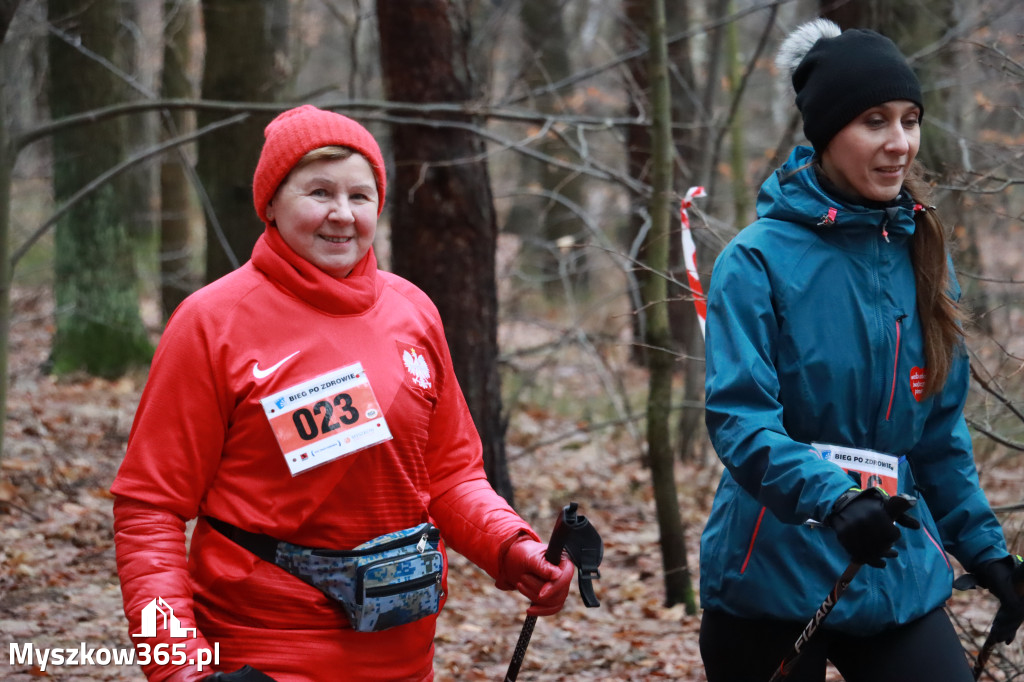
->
[1, 284, 1022, 681]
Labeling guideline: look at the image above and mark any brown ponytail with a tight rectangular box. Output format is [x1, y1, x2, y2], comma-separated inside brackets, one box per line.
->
[903, 165, 967, 397]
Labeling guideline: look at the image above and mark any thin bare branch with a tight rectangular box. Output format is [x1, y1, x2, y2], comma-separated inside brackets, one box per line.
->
[970, 360, 1024, 425]
[10, 113, 248, 268]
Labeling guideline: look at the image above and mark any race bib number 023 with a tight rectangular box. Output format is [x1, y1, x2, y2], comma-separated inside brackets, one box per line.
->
[260, 363, 393, 476]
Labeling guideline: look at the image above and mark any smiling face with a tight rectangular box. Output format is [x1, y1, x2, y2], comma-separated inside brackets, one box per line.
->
[820, 100, 921, 203]
[265, 152, 379, 278]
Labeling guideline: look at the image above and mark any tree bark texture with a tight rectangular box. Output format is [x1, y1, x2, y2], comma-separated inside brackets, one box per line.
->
[0, 37, 14, 459]
[640, 0, 696, 611]
[47, 0, 152, 377]
[664, 0, 707, 463]
[377, 0, 514, 504]
[0, 0, 20, 42]
[624, 0, 653, 367]
[507, 0, 589, 300]
[159, 0, 196, 319]
[198, 0, 284, 282]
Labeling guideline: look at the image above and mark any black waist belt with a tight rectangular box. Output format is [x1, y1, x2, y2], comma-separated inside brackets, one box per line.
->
[206, 517, 280, 564]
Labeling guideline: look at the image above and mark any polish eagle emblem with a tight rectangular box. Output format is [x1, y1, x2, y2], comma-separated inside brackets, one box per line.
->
[402, 348, 432, 390]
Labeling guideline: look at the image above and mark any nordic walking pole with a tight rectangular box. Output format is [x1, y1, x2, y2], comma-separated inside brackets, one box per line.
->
[504, 502, 603, 682]
[974, 633, 997, 681]
[971, 557, 1024, 680]
[768, 493, 916, 681]
[768, 560, 863, 682]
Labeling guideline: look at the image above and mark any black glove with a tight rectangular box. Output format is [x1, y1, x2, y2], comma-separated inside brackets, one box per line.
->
[205, 666, 278, 682]
[974, 555, 1024, 645]
[826, 488, 919, 568]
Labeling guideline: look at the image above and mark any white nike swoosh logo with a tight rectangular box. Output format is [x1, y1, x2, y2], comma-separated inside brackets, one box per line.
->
[252, 351, 300, 379]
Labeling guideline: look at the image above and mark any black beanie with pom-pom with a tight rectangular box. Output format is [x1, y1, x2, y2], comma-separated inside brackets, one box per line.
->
[779, 20, 923, 153]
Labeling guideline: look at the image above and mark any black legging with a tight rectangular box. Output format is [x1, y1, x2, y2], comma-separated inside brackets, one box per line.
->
[700, 607, 975, 682]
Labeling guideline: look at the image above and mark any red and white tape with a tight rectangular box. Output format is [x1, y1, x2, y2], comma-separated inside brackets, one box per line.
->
[680, 186, 707, 338]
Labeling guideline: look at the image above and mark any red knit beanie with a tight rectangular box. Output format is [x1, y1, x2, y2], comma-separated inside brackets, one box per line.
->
[253, 105, 387, 223]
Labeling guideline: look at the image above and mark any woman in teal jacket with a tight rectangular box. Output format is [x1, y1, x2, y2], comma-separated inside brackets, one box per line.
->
[698, 19, 1022, 681]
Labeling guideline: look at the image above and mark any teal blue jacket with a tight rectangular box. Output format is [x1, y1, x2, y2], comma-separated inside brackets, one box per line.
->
[699, 146, 1007, 634]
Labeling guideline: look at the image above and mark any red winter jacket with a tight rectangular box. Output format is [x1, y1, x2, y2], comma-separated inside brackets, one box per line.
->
[112, 228, 536, 681]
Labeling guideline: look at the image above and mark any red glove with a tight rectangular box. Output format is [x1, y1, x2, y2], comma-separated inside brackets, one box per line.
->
[499, 537, 575, 617]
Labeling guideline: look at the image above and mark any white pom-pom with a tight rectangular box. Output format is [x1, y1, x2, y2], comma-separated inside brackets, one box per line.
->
[775, 18, 842, 79]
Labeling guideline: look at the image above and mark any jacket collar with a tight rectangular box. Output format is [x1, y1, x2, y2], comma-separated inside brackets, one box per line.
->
[251, 227, 382, 315]
[757, 146, 917, 239]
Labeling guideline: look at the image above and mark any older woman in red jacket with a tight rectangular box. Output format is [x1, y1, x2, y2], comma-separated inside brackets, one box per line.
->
[112, 105, 573, 682]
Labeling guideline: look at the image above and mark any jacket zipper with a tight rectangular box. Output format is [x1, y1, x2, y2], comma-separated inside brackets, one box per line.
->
[922, 526, 951, 569]
[362, 571, 442, 603]
[903, 480, 952, 569]
[740, 506, 767, 574]
[885, 315, 907, 421]
[311, 526, 440, 558]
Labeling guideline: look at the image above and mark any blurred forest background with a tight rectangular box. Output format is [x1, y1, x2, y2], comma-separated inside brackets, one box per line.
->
[1, 0, 1022, 679]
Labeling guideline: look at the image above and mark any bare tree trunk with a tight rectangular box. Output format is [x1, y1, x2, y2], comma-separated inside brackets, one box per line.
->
[0, 0, 20, 41]
[665, 0, 707, 463]
[159, 0, 197, 318]
[0, 7, 15, 459]
[118, 0, 159, 250]
[643, 0, 696, 612]
[695, 0, 728, 191]
[624, 0, 653, 367]
[198, 0, 286, 282]
[377, 0, 514, 504]
[47, 0, 152, 377]
[507, 0, 589, 300]
[724, 1, 750, 225]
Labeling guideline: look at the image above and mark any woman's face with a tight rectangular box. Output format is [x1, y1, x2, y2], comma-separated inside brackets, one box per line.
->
[266, 154, 379, 278]
[820, 100, 921, 203]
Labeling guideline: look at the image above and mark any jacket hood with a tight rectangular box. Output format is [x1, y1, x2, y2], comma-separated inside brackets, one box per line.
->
[757, 146, 918, 240]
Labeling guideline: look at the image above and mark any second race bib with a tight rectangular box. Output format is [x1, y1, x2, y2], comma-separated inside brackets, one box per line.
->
[814, 442, 899, 496]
